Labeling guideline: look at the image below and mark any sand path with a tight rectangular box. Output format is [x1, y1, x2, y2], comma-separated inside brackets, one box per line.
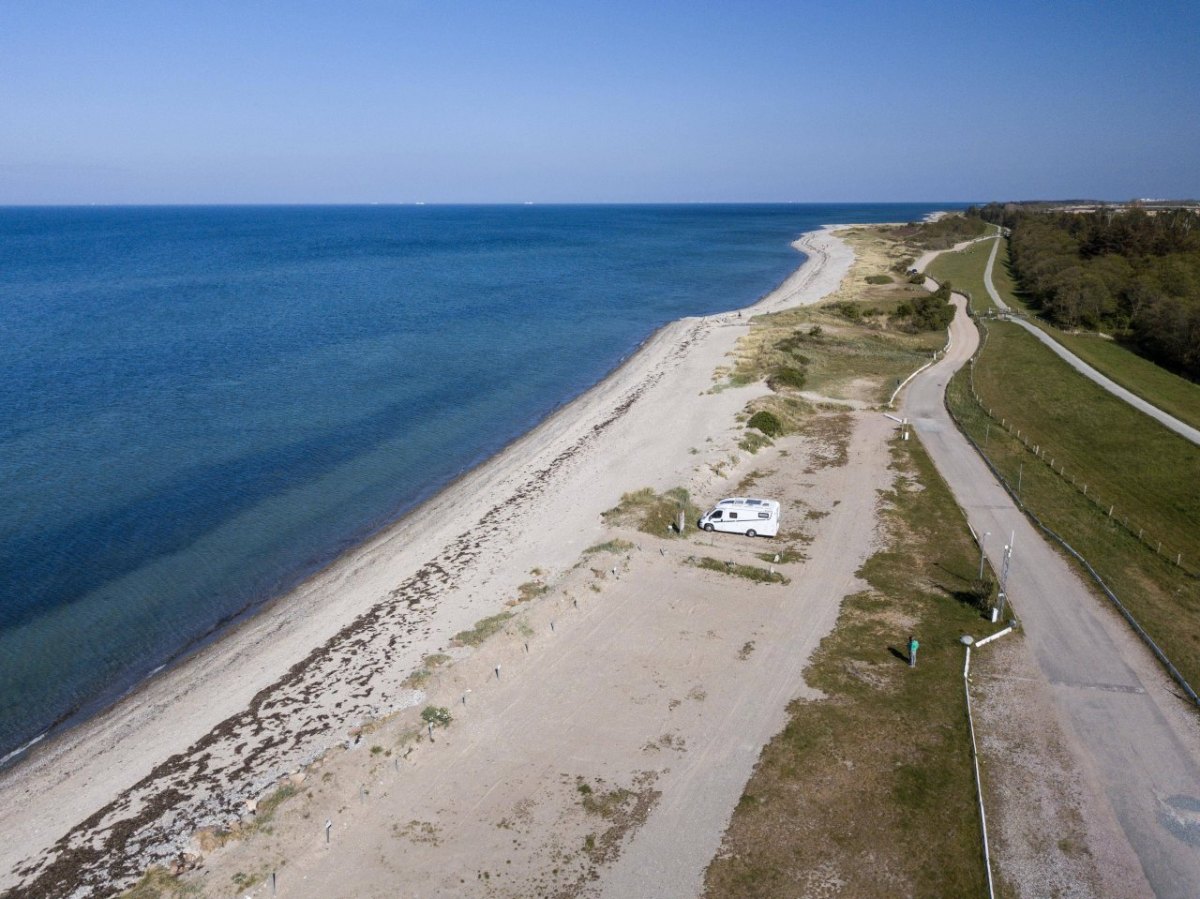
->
[0, 229, 854, 896]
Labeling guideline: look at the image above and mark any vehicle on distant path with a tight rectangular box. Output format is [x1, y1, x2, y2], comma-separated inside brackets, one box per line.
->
[698, 497, 780, 537]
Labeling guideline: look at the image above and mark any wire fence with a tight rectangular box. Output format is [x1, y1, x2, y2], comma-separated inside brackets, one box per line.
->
[960, 316, 1196, 579]
[945, 319, 1199, 707]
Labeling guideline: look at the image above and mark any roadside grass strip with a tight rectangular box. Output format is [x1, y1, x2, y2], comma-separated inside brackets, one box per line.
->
[927, 236, 999, 314]
[991, 239, 1026, 311]
[947, 321, 1200, 689]
[705, 437, 999, 898]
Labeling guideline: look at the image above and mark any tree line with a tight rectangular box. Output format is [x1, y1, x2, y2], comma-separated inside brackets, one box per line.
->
[970, 203, 1200, 381]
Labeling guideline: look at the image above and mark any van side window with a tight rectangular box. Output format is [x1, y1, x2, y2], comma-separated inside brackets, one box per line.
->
[758, 512, 769, 519]
[729, 512, 738, 519]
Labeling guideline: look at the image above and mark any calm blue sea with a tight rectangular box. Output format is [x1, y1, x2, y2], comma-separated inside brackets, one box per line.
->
[0, 203, 956, 760]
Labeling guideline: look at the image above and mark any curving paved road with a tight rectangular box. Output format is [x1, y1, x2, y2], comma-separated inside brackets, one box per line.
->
[899, 294, 1200, 897]
[980, 237, 1200, 446]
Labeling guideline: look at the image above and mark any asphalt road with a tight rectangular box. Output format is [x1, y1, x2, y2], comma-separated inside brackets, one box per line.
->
[900, 294, 1200, 898]
[981, 236, 1200, 446]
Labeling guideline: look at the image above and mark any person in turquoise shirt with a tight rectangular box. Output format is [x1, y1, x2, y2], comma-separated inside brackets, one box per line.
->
[908, 635, 919, 667]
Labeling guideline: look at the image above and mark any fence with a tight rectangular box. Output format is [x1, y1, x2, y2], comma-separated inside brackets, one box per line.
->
[959, 318, 1196, 579]
[944, 321, 1200, 707]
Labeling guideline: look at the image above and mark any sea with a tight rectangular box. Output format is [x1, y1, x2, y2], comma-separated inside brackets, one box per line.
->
[0, 203, 958, 762]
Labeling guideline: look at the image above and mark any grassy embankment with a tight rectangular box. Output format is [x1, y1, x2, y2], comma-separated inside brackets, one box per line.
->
[992, 239, 1200, 431]
[704, 220, 1002, 896]
[705, 435, 997, 897]
[934, 232, 1200, 685]
[948, 321, 1200, 686]
[1046, 331, 1200, 431]
[927, 236, 999, 313]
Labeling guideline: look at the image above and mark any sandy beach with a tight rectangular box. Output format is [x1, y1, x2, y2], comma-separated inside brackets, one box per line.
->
[1, 227, 860, 896]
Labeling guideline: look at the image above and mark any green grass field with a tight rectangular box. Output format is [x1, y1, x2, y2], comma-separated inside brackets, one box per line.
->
[948, 320, 1200, 686]
[1033, 326, 1200, 433]
[705, 437, 996, 898]
[927, 236, 999, 314]
[991, 239, 1200, 430]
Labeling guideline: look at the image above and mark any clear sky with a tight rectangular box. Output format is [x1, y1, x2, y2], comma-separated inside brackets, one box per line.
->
[2, 0, 1197, 204]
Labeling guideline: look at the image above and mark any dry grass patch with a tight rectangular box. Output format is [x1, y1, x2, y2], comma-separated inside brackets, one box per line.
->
[601, 486, 703, 538]
[705, 436, 999, 898]
[452, 612, 515, 647]
[688, 556, 790, 585]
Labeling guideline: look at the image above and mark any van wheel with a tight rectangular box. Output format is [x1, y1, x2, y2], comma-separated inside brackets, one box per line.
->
[746, 529, 757, 538]
[703, 523, 714, 532]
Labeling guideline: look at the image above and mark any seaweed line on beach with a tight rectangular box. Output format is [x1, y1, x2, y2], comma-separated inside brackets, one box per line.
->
[6, 322, 701, 898]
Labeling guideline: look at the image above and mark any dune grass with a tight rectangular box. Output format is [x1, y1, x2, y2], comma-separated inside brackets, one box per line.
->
[737, 304, 943, 407]
[705, 436, 996, 897]
[601, 487, 703, 537]
[948, 321, 1200, 686]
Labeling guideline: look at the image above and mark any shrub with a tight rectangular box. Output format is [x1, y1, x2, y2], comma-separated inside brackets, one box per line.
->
[767, 366, 807, 391]
[834, 302, 862, 322]
[866, 274, 893, 285]
[421, 706, 453, 728]
[748, 410, 783, 437]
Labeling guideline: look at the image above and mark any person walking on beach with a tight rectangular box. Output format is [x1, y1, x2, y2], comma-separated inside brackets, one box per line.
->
[908, 635, 919, 668]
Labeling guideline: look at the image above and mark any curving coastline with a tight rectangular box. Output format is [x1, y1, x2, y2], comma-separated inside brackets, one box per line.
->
[0, 226, 854, 895]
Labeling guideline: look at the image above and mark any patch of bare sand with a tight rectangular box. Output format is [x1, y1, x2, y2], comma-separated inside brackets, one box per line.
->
[177, 412, 896, 897]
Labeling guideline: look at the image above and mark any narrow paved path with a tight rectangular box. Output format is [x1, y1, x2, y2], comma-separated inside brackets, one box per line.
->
[899, 296, 1200, 898]
[981, 237, 1200, 445]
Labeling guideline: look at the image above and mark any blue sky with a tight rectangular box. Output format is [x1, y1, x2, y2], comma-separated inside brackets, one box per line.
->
[2, 0, 1197, 203]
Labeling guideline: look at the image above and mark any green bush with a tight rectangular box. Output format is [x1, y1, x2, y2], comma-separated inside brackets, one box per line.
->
[866, 274, 893, 285]
[421, 706, 453, 728]
[747, 410, 783, 437]
[767, 366, 807, 391]
[834, 302, 862, 322]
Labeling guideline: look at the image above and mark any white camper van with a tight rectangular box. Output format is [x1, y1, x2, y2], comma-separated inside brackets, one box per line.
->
[697, 497, 780, 538]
